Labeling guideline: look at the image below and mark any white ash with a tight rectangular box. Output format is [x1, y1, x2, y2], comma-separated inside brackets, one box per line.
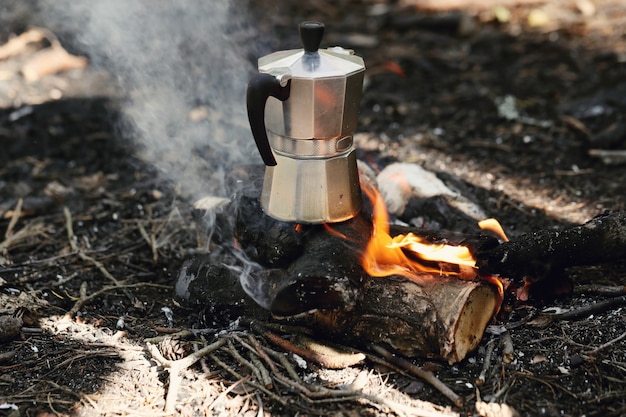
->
[376, 162, 488, 221]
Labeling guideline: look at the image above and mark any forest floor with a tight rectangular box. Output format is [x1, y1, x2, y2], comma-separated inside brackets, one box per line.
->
[1, 1, 626, 416]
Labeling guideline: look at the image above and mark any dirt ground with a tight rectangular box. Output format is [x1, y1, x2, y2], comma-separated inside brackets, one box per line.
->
[1, 1, 626, 416]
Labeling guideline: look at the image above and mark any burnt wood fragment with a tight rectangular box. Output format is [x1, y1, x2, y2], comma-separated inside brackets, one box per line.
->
[476, 210, 626, 282]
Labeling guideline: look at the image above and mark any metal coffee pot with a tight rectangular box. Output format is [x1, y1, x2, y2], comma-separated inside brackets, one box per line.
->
[247, 21, 365, 224]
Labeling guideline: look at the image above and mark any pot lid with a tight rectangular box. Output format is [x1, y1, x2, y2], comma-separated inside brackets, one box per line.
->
[258, 22, 365, 79]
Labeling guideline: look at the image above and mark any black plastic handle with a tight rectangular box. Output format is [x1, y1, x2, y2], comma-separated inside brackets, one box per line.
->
[246, 73, 291, 166]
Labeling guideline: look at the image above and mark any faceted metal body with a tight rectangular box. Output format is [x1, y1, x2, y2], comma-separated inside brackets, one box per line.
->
[260, 48, 365, 142]
[261, 148, 361, 223]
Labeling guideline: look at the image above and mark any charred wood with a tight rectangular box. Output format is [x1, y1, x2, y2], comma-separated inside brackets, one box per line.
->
[476, 210, 626, 283]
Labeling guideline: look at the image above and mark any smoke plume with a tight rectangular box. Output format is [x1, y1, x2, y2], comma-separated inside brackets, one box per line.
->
[41, 0, 262, 199]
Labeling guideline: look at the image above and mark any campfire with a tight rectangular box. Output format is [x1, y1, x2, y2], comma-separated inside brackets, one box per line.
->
[179, 163, 507, 364]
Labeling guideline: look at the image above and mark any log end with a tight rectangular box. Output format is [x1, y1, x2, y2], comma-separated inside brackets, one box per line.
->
[445, 283, 499, 363]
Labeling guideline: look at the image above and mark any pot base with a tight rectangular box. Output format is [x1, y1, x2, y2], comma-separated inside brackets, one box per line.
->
[261, 148, 362, 224]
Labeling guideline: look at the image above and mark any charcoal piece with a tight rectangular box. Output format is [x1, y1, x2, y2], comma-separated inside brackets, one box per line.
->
[235, 196, 304, 267]
[268, 217, 369, 317]
[174, 249, 267, 324]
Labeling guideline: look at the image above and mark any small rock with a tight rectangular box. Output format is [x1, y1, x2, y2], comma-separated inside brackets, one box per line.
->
[0, 315, 23, 343]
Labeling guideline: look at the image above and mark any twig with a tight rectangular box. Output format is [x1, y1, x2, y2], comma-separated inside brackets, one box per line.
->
[476, 338, 496, 387]
[209, 353, 289, 408]
[144, 330, 194, 344]
[262, 330, 365, 369]
[245, 334, 280, 374]
[4, 197, 23, 239]
[223, 339, 265, 388]
[0, 28, 46, 60]
[530, 295, 626, 327]
[0, 217, 49, 253]
[249, 352, 273, 389]
[64, 282, 170, 318]
[272, 370, 458, 417]
[583, 331, 626, 356]
[64, 207, 121, 286]
[261, 343, 306, 386]
[500, 331, 515, 364]
[576, 284, 626, 296]
[137, 221, 158, 263]
[147, 338, 226, 413]
[370, 345, 463, 407]
[207, 376, 252, 412]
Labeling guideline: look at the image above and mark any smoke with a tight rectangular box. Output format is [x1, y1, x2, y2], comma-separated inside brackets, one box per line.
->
[37, 1, 283, 307]
[40, 0, 261, 199]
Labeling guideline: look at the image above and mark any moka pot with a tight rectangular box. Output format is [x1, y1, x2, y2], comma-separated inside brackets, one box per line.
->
[247, 21, 365, 224]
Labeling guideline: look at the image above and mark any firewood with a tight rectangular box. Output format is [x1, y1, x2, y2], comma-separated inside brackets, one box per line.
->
[182, 165, 502, 363]
[476, 210, 626, 282]
[236, 198, 500, 363]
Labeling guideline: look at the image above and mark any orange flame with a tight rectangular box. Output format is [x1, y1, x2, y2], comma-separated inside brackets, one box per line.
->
[478, 218, 509, 242]
[361, 180, 477, 281]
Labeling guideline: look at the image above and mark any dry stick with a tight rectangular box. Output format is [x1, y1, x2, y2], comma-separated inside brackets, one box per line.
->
[261, 343, 306, 386]
[4, 197, 23, 239]
[576, 284, 626, 296]
[64, 282, 170, 318]
[63, 207, 121, 286]
[243, 334, 280, 374]
[144, 330, 195, 344]
[223, 339, 265, 388]
[262, 330, 366, 369]
[0, 28, 46, 60]
[229, 337, 274, 387]
[500, 331, 515, 364]
[271, 371, 458, 417]
[209, 353, 289, 408]
[147, 338, 226, 413]
[207, 376, 252, 412]
[0, 221, 47, 253]
[583, 331, 626, 356]
[137, 221, 158, 263]
[476, 338, 496, 387]
[533, 295, 626, 327]
[249, 352, 273, 389]
[371, 345, 462, 407]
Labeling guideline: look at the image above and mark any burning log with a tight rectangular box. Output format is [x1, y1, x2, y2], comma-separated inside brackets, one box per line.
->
[476, 210, 626, 284]
[259, 195, 500, 364]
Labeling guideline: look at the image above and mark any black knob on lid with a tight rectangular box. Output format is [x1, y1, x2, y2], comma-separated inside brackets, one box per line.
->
[299, 21, 325, 52]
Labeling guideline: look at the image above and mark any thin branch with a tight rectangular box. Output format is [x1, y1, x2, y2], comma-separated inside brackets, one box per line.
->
[64, 282, 170, 318]
[584, 331, 626, 356]
[370, 345, 463, 407]
[64, 206, 121, 286]
[147, 338, 226, 413]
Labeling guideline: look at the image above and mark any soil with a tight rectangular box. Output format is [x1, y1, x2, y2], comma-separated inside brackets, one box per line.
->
[1, 1, 626, 416]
